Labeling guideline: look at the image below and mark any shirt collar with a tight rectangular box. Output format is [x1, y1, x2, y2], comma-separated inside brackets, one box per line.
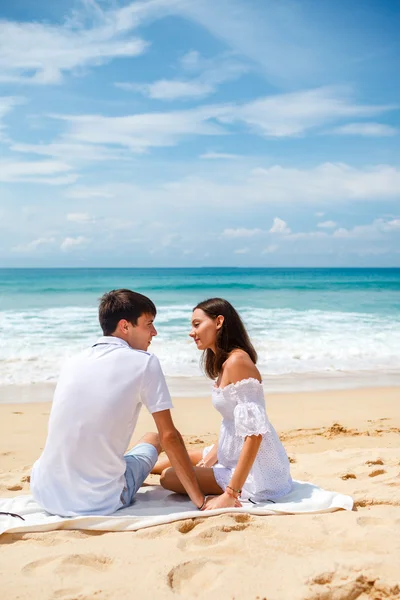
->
[93, 336, 131, 349]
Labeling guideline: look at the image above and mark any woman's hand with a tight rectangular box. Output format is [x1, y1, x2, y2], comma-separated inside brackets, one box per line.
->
[202, 492, 242, 510]
[196, 457, 217, 468]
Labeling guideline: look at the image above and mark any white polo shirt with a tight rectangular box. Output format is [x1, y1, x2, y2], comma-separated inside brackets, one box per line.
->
[31, 336, 173, 516]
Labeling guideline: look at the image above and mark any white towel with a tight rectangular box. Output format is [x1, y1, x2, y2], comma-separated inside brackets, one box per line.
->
[0, 480, 353, 535]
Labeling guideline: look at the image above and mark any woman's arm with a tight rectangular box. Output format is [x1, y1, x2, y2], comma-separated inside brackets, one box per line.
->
[204, 434, 262, 509]
[204, 352, 263, 510]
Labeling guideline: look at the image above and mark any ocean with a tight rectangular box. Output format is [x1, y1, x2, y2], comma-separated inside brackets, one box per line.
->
[0, 268, 399, 392]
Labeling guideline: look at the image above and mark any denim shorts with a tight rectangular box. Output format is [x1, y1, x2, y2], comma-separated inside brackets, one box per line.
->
[119, 442, 159, 508]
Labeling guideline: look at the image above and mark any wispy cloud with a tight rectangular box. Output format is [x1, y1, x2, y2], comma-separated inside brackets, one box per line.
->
[200, 152, 242, 160]
[0, 96, 25, 140]
[11, 142, 128, 163]
[60, 236, 89, 251]
[317, 220, 337, 229]
[329, 122, 398, 137]
[0, 5, 148, 85]
[46, 87, 396, 155]
[0, 159, 77, 184]
[219, 87, 396, 138]
[333, 218, 400, 240]
[262, 245, 278, 254]
[167, 0, 327, 87]
[66, 213, 93, 224]
[116, 51, 248, 100]
[117, 79, 214, 100]
[60, 163, 400, 211]
[52, 105, 227, 152]
[222, 228, 262, 238]
[11, 237, 56, 254]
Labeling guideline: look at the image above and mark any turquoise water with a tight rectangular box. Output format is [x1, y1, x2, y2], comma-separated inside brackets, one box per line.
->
[0, 268, 399, 385]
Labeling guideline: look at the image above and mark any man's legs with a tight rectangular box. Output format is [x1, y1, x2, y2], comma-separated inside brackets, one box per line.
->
[120, 433, 162, 508]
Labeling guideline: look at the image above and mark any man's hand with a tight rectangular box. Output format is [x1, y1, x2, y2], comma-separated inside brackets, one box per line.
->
[202, 492, 242, 511]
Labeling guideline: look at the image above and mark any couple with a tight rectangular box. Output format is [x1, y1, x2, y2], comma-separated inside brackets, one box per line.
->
[31, 289, 292, 516]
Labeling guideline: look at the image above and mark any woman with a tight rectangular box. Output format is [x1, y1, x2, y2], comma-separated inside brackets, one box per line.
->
[154, 298, 292, 510]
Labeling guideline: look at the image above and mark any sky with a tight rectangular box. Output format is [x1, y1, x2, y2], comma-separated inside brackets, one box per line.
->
[0, 0, 399, 268]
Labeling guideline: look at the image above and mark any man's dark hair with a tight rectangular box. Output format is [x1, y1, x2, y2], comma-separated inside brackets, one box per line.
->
[99, 289, 156, 336]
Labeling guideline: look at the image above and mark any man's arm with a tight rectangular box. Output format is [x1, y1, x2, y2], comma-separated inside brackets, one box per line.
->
[152, 409, 205, 509]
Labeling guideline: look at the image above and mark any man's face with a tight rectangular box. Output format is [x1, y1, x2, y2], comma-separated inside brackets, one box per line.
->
[125, 313, 157, 351]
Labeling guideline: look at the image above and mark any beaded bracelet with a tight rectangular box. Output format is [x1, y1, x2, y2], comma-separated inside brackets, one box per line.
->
[227, 485, 242, 496]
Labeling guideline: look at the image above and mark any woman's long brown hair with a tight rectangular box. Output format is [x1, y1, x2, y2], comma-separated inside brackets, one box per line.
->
[194, 297, 257, 379]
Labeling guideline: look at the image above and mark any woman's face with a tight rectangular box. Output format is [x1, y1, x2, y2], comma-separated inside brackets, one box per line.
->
[190, 308, 223, 350]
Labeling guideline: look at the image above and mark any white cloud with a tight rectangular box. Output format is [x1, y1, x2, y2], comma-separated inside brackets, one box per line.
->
[11, 142, 128, 163]
[234, 247, 249, 254]
[116, 51, 248, 100]
[0, 159, 76, 184]
[65, 187, 115, 199]
[0, 96, 25, 140]
[54, 105, 227, 152]
[333, 218, 400, 239]
[219, 87, 396, 138]
[380, 218, 400, 232]
[166, 0, 328, 86]
[11, 237, 56, 253]
[200, 152, 241, 160]
[269, 218, 291, 234]
[67, 213, 92, 224]
[317, 220, 337, 229]
[287, 231, 328, 240]
[330, 122, 398, 137]
[117, 79, 214, 100]
[251, 163, 400, 202]
[262, 244, 278, 254]
[60, 236, 89, 251]
[0, 6, 148, 85]
[67, 162, 400, 211]
[222, 228, 262, 238]
[50, 87, 396, 157]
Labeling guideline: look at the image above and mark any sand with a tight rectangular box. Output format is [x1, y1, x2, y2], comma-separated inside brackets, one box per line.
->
[1, 387, 400, 600]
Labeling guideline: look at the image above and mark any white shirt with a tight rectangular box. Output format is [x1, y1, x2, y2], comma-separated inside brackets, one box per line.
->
[31, 336, 173, 516]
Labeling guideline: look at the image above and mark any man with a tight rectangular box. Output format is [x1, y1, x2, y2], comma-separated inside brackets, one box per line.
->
[31, 289, 206, 516]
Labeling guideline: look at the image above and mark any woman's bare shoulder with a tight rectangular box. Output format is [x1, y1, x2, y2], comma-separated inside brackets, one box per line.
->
[224, 350, 261, 384]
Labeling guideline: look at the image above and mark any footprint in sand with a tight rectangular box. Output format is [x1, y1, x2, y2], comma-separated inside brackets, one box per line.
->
[307, 571, 400, 600]
[22, 553, 113, 576]
[340, 473, 357, 480]
[177, 514, 251, 549]
[167, 558, 225, 595]
[6, 484, 23, 491]
[52, 587, 105, 600]
[369, 469, 386, 478]
[365, 459, 384, 466]
[356, 516, 385, 527]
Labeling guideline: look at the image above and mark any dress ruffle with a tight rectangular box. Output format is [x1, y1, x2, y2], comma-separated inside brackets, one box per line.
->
[234, 401, 271, 437]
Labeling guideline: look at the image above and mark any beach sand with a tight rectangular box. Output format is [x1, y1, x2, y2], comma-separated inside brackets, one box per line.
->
[1, 387, 400, 600]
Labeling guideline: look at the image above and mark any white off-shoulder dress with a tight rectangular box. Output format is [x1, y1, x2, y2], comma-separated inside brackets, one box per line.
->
[203, 378, 292, 502]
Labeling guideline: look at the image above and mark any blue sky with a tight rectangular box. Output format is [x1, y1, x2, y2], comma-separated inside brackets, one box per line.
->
[0, 0, 399, 267]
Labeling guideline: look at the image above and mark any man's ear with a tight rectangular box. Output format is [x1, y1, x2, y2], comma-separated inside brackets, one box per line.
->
[216, 315, 224, 330]
[118, 319, 129, 333]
